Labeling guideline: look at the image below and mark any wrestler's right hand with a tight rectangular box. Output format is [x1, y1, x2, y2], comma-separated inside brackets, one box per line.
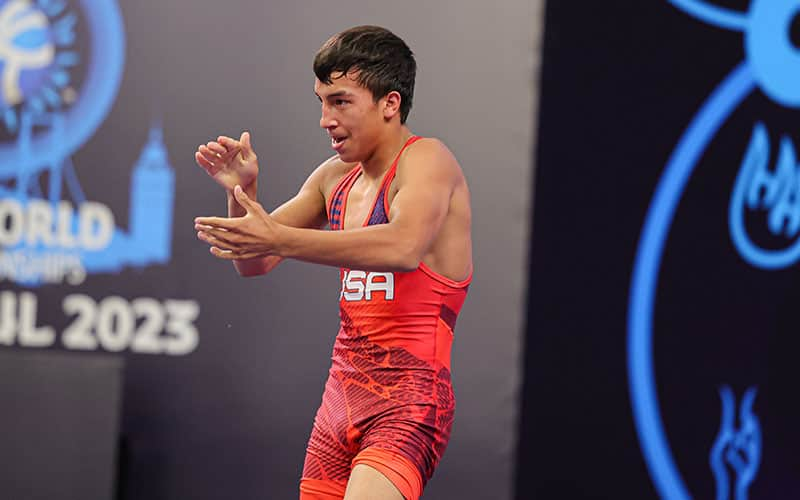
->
[195, 131, 259, 192]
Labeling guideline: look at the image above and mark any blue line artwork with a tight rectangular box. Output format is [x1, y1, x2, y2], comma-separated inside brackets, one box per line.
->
[729, 123, 800, 269]
[710, 386, 761, 500]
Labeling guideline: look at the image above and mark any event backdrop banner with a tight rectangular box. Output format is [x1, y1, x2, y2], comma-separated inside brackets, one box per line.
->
[0, 1, 539, 499]
[519, 0, 800, 499]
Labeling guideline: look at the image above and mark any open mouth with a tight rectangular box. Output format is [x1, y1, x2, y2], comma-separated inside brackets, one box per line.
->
[331, 136, 347, 150]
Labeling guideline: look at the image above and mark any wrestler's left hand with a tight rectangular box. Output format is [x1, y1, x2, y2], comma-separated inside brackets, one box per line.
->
[194, 185, 284, 260]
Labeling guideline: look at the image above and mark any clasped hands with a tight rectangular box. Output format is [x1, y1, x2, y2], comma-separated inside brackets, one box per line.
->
[195, 185, 283, 260]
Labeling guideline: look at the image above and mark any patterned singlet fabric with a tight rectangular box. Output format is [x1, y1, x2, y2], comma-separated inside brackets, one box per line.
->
[301, 136, 472, 489]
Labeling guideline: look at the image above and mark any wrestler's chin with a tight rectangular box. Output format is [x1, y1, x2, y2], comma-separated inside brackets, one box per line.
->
[336, 149, 359, 163]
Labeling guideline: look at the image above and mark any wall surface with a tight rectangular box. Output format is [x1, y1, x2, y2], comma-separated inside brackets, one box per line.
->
[0, 1, 542, 498]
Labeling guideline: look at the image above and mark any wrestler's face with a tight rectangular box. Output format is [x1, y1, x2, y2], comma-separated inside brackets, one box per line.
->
[315, 72, 387, 163]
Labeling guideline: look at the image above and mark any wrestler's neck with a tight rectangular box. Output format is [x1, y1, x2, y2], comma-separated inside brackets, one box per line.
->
[359, 124, 413, 181]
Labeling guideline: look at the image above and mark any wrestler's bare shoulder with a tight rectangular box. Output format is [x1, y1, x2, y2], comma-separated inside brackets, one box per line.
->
[397, 137, 467, 186]
[313, 155, 359, 200]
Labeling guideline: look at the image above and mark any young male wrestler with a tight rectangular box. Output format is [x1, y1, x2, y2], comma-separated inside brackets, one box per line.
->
[194, 26, 472, 500]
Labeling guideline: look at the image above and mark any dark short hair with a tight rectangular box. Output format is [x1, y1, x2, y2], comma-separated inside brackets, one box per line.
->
[314, 26, 416, 124]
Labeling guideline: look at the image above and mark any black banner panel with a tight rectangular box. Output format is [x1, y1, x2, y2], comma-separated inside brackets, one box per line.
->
[519, 1, 798, 499]
[0, 351, 122, 500]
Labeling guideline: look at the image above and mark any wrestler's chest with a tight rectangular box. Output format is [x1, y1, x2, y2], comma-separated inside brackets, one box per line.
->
[342, 182, 395, 230]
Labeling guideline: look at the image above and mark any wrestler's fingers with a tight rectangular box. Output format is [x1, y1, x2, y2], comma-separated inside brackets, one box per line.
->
[219, 145, 241, 162]
[218, 136, 240, 149]
[215, 138, 243, 162]
[209, 246, 235, 259]
[194, 216, 239, 230]
[198, 145, 221, 162]
[195, 152, 216, 171]
[206, 141, 226, 155]
[197, 230, 238, 250]
[210, 247, 261, 260]
[198, 224, 243, 244]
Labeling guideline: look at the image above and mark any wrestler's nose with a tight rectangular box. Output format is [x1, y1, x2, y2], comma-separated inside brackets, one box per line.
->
[320, 104, 337, 129]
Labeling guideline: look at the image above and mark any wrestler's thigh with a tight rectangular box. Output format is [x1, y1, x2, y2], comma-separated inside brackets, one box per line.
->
[343, 464, 404, 500]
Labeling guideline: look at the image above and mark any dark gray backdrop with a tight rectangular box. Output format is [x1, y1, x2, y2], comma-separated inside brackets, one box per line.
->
[2, 1, 542, 498]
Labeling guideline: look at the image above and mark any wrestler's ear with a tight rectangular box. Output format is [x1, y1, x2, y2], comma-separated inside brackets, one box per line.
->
[382, 91, 402, 120]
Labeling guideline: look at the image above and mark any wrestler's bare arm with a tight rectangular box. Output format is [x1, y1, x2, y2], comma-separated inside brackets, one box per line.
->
[195, 132, 332, 276]
[233, 166, 331, 276]
[195, 139, 460, 272]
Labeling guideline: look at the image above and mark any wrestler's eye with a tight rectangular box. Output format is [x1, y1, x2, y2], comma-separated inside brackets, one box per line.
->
[335, 99, 349, 107]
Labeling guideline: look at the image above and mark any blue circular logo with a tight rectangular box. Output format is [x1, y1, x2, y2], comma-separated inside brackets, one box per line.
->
[0, 0, 124, 171]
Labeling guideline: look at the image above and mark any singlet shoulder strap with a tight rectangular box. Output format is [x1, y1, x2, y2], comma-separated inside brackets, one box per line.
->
[375, 136, 424, 221]
[327, 165, 361, 230]
[385, 136, 422, 181]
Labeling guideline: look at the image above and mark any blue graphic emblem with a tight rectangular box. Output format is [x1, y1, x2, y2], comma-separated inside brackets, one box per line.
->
[710, 387, 761, 500]
[729, 122, 800, 269]
[0, 0, 174, 286]
[627, 0, 797, 498]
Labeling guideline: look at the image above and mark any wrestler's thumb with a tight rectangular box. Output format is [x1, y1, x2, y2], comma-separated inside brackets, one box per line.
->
[240, 131, 254, 158]
[234, 185, 253, 209]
